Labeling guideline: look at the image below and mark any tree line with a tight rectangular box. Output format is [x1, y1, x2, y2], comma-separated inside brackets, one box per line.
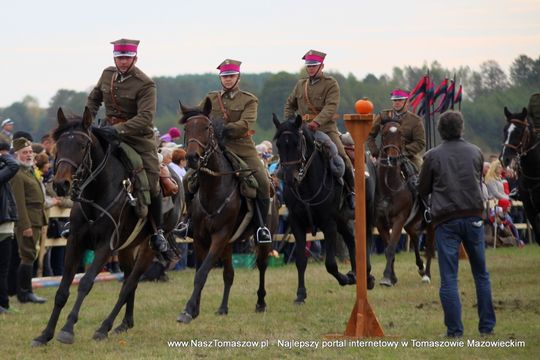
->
[1, 54, 539, 155]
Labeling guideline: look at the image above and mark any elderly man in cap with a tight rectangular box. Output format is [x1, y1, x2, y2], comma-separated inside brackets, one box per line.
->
[10, 138, 47, 304]
[284, 50, 356, 209]
[367, 89, 426, 188]
[0, 118, 14, 145]
[178, 59, 272, 243]
[86, 38, 169, 258]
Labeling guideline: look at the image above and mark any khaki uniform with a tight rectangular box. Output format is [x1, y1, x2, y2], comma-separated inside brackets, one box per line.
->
[10, 166, 47, 265]
[86, 66, 160, 196]
[284, 75, 354, 186]
[0, 131, 11, 145]
[367, 109, 426, 170]
[203, 89, 270, 199]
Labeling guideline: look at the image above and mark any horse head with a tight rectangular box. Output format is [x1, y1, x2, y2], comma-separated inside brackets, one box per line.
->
[178, 98, 219, 170]
[379, 120, 402, 166]
[272, 113, 312, 185]
[52, 107, 94, 196]
[501, 106, 529, 167]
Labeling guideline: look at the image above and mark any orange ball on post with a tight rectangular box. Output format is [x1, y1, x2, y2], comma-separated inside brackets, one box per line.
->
[354, 98, 374, 115]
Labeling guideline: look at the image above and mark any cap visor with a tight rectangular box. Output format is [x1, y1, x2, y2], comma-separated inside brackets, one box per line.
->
[113, 51, 137, 57]
[305, 60, 322, 65]
[219, 70, 240, 76]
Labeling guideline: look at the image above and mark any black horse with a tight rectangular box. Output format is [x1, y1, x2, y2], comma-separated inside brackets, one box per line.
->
[32, 108, 183, 346]
[273, 114, 376, 304]
[500, 106, 540, 244]
[374, 120, 433, 286]
[176, 99, 275, 323]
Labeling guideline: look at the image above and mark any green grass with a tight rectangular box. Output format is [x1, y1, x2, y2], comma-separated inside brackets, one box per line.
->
[1, 246, 539, 359]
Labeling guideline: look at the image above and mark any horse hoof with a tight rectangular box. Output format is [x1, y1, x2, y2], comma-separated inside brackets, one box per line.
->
[216, 308, 228, 316]
[177, 311, 193, 324]
[367, 275, 375, 290]
[113, 323, 132, 334]
[92, 331, 108, 341]
[347, 271, 357, 285]
[421, 275, 431, 284]
[293, 299, 305, 305]
[418, 269, 426, 276]
[379, 278, 393, 287]
[31, 339, 47, 347]
[56, 330, 75, 344]
[255, 303, 267, 313]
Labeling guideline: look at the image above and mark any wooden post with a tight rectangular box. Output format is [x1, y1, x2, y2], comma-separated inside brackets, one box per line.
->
[343, 113, 384, 337]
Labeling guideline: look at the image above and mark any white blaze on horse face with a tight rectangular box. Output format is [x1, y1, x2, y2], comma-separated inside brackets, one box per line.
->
[505, 124, 516, 145]
[389, 126, 398, 133]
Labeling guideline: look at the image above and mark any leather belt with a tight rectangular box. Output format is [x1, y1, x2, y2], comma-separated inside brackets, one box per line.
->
[301, 114, 340, 122]
[106, 116, 127, 125]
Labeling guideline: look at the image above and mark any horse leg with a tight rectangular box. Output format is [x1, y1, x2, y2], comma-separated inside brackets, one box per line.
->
[337, 219, 357, 285]
[216, 244, 234, 316]
[31, 240, 85, 347]
[405, 222, 426, 278]
[422, 226, 436, 284]
[177, 233, 226, 323]
[290, 221, 308, 304]
[56, 244, 112, 344]
[379, 222, 401, 287]
[93, 243, 153, 340]
[323, 221, 350, 286]
[365, 230, 375, 290]
[255, 243, 270, 312]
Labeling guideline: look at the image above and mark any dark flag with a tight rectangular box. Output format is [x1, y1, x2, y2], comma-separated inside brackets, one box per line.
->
[409, 75, 427, 104]
[454, 84, 463, 111]
[437, 79, 455, 113]
[431, 78, 448, 109]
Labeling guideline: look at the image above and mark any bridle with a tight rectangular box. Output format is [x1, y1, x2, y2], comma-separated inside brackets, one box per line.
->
[503, 118, 540, 156]
[54, 127, 125, 249]
[379, 122, 406, 192]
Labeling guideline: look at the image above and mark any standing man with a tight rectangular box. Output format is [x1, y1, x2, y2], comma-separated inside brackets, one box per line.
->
[284, 50, 355, 209]
[0, 142, 19, 312]
[10, 138, 47, 304]
[86, 38, 169, 257]
[0, 119, 14, 145]
[367, 89, 426, 186]
[418, 111, 496, 337]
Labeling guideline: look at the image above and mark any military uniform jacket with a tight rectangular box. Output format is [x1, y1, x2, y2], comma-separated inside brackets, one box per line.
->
[204, 89, 258, 157]
[367, 109, 426, 168]
[10, 166, 47, 230]
[86, 66, 159, 174]
[284, 74, 340, 134]
[0, 131, 11, 145]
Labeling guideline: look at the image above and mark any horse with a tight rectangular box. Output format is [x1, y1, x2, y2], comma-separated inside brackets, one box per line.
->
[272, 114, 375, 304]
[176, 99, 275, 323]
[500, 106, 540, 244]
[374, 120, 434, 286]
[32, 107, 183, 346]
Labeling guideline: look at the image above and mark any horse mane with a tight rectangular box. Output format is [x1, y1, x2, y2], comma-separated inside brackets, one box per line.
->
[178, 104, 227, 149]
[51, 116, 82, 141]
[273, 117, 313, 143]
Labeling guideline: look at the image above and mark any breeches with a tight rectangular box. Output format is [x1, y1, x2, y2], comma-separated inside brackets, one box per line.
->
[325, 130, 354, 173]
[241, 155, 270, 199]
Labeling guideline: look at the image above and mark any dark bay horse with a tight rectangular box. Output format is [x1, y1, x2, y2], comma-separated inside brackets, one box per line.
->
[176, 99, 273, 323]
[273, 114, 375, 304]
[32, 108, 183, 346]
[375, 120, 433, 286]
[500, 106, 540, 244]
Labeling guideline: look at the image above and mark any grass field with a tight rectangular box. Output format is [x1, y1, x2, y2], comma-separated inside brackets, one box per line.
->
[1, 246, 539, 359]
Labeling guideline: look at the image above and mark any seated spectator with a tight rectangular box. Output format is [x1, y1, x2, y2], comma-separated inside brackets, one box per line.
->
[485, 160, 509, 201]
[489, 198, 524, 248]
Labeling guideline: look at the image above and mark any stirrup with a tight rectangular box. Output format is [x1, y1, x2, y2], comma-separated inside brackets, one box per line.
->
[256, 227, 272, 244]
[172, 221, 190, 238]
[150, 230, 168, 253]
[60, 222, 70, 238]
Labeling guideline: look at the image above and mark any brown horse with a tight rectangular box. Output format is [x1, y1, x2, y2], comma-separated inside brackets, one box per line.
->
[176, 99, 274, 323]
[375, 120, 434, 286]
[32, 108, 183, 346]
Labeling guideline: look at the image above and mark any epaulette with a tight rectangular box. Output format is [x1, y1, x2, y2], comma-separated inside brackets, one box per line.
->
[240, 90, 257, 99]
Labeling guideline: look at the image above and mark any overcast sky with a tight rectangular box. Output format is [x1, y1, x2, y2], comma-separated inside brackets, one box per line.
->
[1, 0, 538, 108]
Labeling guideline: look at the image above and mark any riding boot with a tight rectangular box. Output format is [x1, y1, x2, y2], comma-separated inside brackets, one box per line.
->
[343, 165, 356, 210]
[402, 159, 419, 199]
[17, 264, 46, 304]
[60, 222, 70, 238]
[255, 198, 272, 244]
[149, 194, 168, 255]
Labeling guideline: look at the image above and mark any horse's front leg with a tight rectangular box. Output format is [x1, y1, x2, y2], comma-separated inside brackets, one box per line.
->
[381, 218, 405, 287]
[216, 244, 234, 316]
[322, 221, 350, 286]
[290, 220, 308, 304]
[56, 244, 112, 344]
[337, 219, 358, 285]
[177, 232, 227, 323]
[378, 223, 395, 287]
[32, 238, 85, 347]
[255, 243, 270, 312]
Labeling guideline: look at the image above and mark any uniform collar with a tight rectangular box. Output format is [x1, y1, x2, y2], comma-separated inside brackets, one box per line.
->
[116, 66, 136, 82]
[308, 74, 323, 85]
[221, 87, 239, 99]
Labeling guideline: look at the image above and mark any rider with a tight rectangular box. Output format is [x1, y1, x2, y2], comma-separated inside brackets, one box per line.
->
[283, 50, 356, 210]
[85, 38, 169, 258]
[178, 59, 272, 244]
[367, 89, 426, 190]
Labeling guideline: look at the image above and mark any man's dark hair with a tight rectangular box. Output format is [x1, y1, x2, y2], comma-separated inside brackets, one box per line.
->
[0, 142, 10, 152]
[13, 131, 34, 142]
[41, 133, 52, 143]
[438, 111, 464, 140]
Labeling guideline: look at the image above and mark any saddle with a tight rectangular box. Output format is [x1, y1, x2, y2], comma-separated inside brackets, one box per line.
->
[312, 131, 345, 183]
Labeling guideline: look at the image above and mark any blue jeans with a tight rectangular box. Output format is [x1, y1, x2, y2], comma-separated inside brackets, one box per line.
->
[436, 217, 496, 336]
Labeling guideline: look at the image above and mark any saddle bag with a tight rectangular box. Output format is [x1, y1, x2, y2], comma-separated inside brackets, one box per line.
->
[160, 163, 179, 197]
